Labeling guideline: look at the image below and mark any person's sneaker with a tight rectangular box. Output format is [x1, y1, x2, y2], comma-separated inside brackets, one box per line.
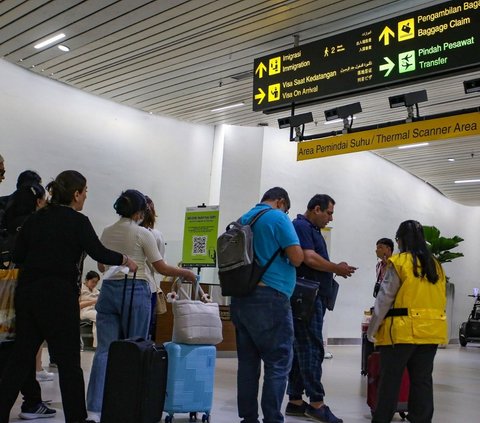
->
[285, 400, 308, 416]
[36, 369, 54, 382]
[304, 404, 343, 423]
[19, 402, 56, 419]
[324, 351, 334, 359]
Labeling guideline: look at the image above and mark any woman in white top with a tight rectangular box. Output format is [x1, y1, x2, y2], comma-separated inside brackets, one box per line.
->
[79, 271, 101, 348]
[140, 196, 166, 341]
[86, 190, 196, 414]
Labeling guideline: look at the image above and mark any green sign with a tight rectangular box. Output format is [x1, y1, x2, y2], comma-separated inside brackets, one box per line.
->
[181, 206, 219, 267]
[253, 0, 480, 112]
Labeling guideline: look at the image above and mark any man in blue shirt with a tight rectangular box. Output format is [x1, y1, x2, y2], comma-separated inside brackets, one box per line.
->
[230, 187, 303, 423]
[286, 194, 356, 423]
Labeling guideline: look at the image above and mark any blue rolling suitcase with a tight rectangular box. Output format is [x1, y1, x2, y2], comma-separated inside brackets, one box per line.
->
[163, 342, 216, 423]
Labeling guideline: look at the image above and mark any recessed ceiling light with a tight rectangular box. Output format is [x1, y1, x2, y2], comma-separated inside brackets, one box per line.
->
[34, 33, 65, 49]
[454, 179, 480, 184]
[211, 102, 245, 112]
[447, 158, 455, 162]
[58, 45, 70, 52]
[397, 142, 429, 149]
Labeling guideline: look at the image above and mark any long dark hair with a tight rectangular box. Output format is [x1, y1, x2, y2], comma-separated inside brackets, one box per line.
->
[4, 183, 45, 233]
[141, 195, 157, 229]
[395, 220, 439, 283]
[46, 170, 86, 206]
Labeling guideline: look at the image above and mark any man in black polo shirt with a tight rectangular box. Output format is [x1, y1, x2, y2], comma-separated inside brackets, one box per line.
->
[286, 194, 356, 423]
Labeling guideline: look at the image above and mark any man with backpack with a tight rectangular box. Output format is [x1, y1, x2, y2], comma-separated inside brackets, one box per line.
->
[229, 187, 303, 423]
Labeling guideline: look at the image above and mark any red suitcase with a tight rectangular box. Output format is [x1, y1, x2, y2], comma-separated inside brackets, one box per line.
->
[367, 351, 409, 420]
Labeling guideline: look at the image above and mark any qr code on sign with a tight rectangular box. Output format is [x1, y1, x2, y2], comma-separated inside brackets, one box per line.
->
[192, 236, 207, 255]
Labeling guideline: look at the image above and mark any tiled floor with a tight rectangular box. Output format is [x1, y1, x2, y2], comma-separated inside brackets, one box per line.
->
[7, 344, 480, 422]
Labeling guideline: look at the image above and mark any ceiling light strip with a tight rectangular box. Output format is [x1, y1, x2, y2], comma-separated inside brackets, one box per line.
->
[211, 102, 245, 112]
[454, 179, 480, 184]
[34, 33, 65, 49]
[397, 142, 429, 149]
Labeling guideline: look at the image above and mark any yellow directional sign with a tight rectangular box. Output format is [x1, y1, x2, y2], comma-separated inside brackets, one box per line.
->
[297, 112, 480, 161]
[379, 26, 395, 46]
[269, 57, 281, 75]
[268, 84, 280, 102]
[253, 0, 480, 113]
[255, 62, 267, 78]
[398, 19, 415, 42]
[255, 88, 266, 104]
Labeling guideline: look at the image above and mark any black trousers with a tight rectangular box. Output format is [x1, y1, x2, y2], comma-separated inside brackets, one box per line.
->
[372, 344, 438, 423]
[0, 277, 86, 423]
[0, 342, 42, 408]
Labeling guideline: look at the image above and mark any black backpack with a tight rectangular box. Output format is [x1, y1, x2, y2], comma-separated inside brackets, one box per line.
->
[217, 209, 280, 297]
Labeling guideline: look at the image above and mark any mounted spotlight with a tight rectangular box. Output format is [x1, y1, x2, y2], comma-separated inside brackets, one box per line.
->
[388, 89, 427, 122]
[324, 102, 362, 133]
[389, 90, 428, 108]
[464, 78, 480, 94]
[278, 112, 313, 129]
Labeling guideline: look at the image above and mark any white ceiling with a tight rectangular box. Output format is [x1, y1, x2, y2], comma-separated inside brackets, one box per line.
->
[1, 0, 479, 205]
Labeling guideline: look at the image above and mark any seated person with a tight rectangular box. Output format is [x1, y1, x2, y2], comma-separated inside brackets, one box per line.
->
[79, 271, 101, 348]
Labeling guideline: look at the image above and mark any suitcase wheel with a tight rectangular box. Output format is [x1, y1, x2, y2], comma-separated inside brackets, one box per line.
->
[201, 413, 210, 423]
[189, 412, 197, 422]
[165, 415, 173, 423]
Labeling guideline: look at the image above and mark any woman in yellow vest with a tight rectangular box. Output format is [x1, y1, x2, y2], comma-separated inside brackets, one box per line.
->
[367, 220, 447, 423]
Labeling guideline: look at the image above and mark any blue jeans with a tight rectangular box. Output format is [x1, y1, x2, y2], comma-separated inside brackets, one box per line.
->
[288, 295, 326, 402]
[86, 278, 151, 412]
[231, 286, 294, 423]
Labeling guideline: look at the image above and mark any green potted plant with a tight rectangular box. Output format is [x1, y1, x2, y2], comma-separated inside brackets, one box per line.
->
[422, 225, 464, 271]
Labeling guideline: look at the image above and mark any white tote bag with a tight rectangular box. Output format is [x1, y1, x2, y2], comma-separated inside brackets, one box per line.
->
[169, 278, 223, 345]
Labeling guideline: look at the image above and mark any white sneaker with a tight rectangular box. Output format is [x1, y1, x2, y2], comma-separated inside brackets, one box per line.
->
[36, 369, 54, 382]
[324, 351, 333, 359]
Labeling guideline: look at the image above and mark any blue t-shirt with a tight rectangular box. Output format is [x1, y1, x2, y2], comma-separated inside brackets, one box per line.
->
[293, 214, 332, 287]
[241, 203, 300, 297]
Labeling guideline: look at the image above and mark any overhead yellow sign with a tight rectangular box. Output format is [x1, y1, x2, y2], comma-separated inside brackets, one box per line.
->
[297, 112, 480, 161]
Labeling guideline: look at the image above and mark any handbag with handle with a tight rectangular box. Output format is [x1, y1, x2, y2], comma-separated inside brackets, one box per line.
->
[169, 277, 223, 345]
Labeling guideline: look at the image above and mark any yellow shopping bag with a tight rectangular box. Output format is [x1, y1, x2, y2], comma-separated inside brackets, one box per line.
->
[0, 268, 18, 340]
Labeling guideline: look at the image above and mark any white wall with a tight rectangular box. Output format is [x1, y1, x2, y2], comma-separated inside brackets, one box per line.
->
[0, 59, 215, 272]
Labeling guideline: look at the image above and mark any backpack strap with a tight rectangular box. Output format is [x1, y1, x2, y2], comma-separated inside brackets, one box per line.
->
[249, 208, 282, 275]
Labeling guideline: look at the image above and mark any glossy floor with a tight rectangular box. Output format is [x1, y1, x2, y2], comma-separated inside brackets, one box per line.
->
[7, 344, 479, 422]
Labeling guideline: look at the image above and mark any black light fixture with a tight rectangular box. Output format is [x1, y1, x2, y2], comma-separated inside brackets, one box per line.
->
[277, 112, 314, 142]
[463, 78, 480, 94]
[388, 89, 428, 108]
[278, 112, 313, 129]
[388, 89, 427, 122]
[324, 102, 362, 133]
[324, 102, 362, 121]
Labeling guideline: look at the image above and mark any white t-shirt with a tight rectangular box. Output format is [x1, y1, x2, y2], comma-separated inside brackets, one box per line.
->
[100, 217, 163, 282]
[145, 228, 166, 293]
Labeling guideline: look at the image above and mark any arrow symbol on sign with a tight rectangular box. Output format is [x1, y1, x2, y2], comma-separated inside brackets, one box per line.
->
[255, 88, 266, 104]
[380, 57, 395, 77]
[379, 26, 395, 46]
[255, 62, 267, 78]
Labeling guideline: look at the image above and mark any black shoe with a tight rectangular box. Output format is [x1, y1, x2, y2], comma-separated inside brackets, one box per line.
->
[285, 400, 308, 416]
[304, 404, 343, 423]
[19, 402, 56, 420]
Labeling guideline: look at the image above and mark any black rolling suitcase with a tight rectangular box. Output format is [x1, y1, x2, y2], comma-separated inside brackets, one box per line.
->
[101, 274, 168, 423]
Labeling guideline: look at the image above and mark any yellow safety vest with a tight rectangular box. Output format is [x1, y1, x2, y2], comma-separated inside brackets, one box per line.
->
[375, 253, 447, 346]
